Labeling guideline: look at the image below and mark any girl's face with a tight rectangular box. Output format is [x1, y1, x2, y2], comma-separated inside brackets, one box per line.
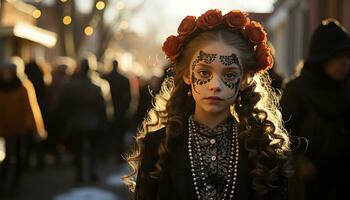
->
[183, 41, 243, 116]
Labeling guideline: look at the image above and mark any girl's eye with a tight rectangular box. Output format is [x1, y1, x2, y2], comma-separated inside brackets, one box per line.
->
[198, 70, 211, 78]
[224, 72, 237, 80]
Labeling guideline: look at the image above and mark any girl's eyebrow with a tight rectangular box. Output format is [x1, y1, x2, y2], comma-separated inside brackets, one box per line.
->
[196, 63, 242, 73]
[196, 63, 213, 69]
[223, 66, 241, 71]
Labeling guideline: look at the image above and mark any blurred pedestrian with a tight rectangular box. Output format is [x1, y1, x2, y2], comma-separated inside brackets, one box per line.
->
[52, 56, 112, 183]
[24, 59, 51, 169]
[46, 57, 75, 166]
[24, 60, 48, 115]
[103, 59, 131, 162]
[281, 18, 350, 200]
[0, 57, 46, 196]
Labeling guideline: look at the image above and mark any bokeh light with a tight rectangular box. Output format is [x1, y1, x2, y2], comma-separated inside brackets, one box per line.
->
[84, 26, 94, 36]
[96, 1, 106, 10]
[63, 16, 72, 25]
[119, 20, 128, 30]
[32, 9, 41, 19]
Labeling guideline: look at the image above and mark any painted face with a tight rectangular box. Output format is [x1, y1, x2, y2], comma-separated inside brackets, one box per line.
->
[183, 41, 243, 115]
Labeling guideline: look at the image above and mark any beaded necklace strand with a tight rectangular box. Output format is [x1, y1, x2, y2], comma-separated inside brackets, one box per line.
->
[188, 118, 239, 200]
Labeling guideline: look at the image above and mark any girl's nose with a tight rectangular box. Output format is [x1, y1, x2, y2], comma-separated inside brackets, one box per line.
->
[209, 75, 222, 92]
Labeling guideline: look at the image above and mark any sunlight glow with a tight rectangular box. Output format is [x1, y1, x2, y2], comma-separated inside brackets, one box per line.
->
[116, 1, 125, 10]
[127, 0, 276, 43]
[13, 23, 57, 47]
[0, 138, 4, 162]
[119, 20, 129, 30]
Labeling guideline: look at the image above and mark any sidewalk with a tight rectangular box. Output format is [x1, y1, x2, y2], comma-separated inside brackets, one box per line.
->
[4, 157, 132, 200]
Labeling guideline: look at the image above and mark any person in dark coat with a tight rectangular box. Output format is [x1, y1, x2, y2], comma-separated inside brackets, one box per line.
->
[46, 58, 75, 166]
[281, 18, 350, 200]
[0, 57, 46, 196]
[24, 60, 50, 168]
[24, 60, 48, 117]
[123, 9, 293, 200]
[53, 57, 112, 182]
[103, 59, 131, 161]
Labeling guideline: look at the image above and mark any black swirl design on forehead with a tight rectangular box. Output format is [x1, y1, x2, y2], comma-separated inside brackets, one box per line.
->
[191, 50, 216, 93]
[191, 50, 217, 72]
[198, 50, 216, 64]
[219, 53, 241, 67]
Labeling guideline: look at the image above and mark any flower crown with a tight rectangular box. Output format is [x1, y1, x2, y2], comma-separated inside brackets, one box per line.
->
[162, 9, 274, 73]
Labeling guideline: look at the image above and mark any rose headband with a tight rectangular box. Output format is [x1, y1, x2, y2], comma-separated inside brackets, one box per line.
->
[162, 9, 273, 73]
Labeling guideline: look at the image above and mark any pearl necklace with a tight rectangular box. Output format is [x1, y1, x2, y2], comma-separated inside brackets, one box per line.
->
[188, 117, 239, 200]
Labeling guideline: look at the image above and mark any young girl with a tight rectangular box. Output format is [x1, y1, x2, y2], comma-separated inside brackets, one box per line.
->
[123, 9, 292, 200]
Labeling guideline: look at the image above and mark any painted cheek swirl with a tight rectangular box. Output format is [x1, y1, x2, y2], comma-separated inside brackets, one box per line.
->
[191, 50, 217, 94]
[225, 78, 241, 99]
[218, 53, 243, 99]
[219, 53, 243, 89]
[223, 77, 240, 90]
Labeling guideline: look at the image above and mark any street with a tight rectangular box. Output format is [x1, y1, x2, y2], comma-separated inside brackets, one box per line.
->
[5, 157, 132, 200]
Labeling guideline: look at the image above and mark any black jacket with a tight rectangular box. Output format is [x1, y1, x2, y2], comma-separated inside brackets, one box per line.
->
[135, 127, 287, 200]
[281, 67, 350, 200]
[53, 75, 108, 138]
[281, 67, 350, 165]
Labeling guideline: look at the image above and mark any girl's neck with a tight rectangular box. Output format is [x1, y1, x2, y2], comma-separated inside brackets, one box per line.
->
[193, 109, 230, 129]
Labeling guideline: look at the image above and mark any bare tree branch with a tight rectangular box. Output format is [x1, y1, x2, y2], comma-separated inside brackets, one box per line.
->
[77, 0, 109, 56]
[96, 0, 147, 58]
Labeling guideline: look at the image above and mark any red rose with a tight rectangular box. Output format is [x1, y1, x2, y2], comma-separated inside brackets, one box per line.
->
[243, 21, 267, 44]
[255, 43, 274, 71]
[224, 10, 249, 31]
[162, 35, 182, 61]
[197, 9, 223, 30]
[178, 16, 197, 40]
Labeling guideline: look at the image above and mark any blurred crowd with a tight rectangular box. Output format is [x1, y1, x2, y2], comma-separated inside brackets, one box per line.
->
[0, 52, 164, 197]
[0, 18, 349, 200]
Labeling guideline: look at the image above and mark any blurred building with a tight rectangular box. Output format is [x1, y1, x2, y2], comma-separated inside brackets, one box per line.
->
[248, 12, 272, 23]
[0, 0, 57, 62]
[266, 0, 350, 75]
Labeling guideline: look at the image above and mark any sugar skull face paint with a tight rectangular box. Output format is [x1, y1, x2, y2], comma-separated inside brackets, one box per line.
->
[219, 53, 241, 67]
[183, 41, 243, 115]
[191, 50, 217, 89]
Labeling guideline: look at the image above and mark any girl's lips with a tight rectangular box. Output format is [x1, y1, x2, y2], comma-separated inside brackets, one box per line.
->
[205, 96, 224, 101]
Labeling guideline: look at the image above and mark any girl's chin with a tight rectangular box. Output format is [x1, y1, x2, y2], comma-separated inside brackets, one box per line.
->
[201, 105, 230, 115]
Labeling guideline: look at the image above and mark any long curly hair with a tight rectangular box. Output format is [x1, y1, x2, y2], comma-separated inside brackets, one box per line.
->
[123, 29, 293, 198]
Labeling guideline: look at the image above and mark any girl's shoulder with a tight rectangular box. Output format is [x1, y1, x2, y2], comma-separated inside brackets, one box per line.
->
[142, 126, 188, 158]
[142, 127, 166, 153]
[144, 127, 166, 141]
[139, 128, 167, 171]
